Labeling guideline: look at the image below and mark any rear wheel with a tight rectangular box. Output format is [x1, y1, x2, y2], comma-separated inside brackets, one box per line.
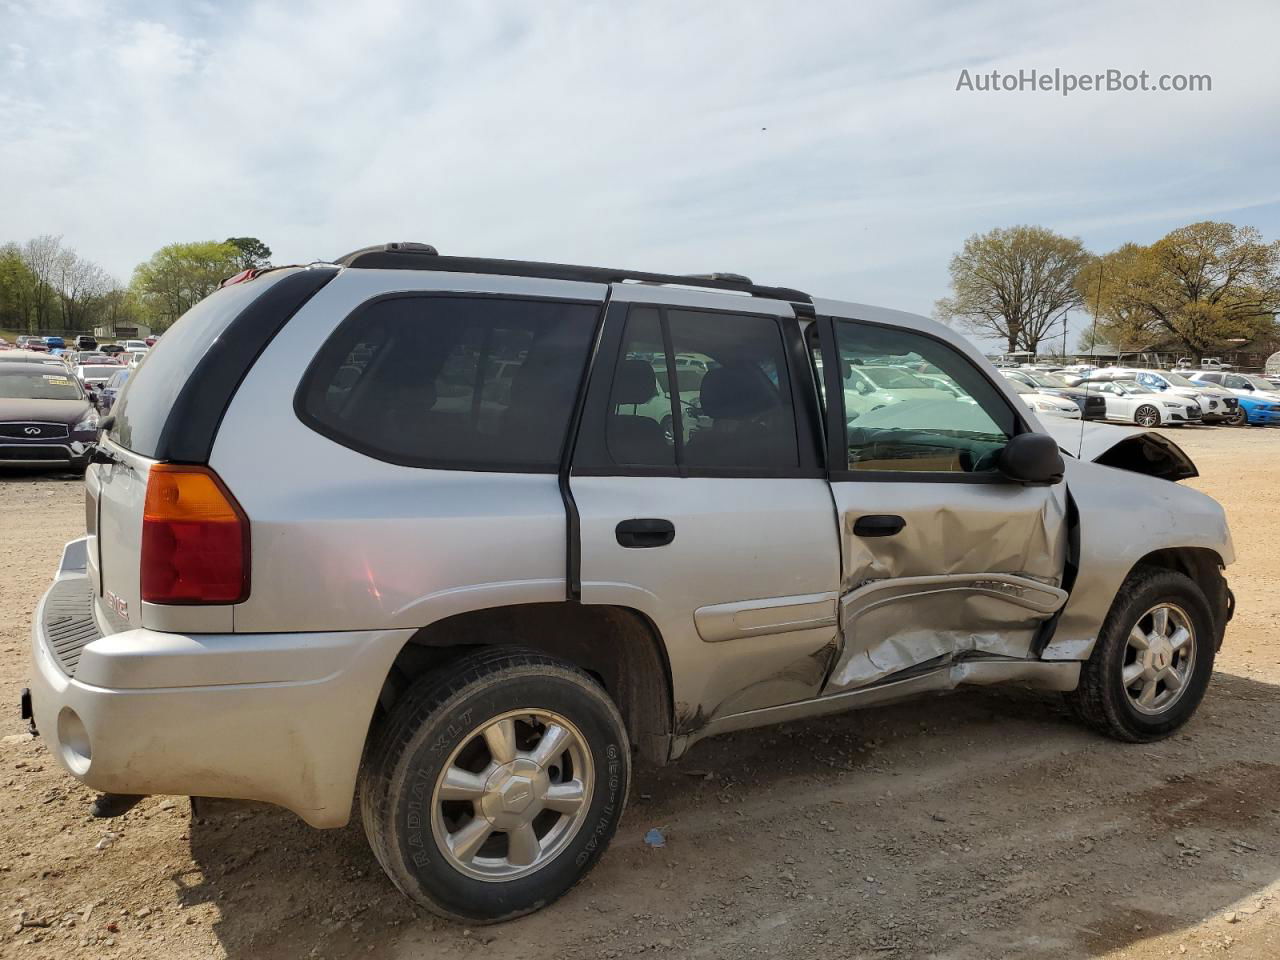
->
[1230, 406, 1249, 426]
[360, 649, 630, 923]
[1067, 568, 1216, 742]
[1134, 404, 1161, 428]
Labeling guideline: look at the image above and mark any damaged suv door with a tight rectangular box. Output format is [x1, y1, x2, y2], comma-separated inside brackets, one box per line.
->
[814, 310, 1069, 693]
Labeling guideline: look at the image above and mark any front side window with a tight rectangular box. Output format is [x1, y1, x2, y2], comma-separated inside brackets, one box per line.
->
[298, 295, 598, 470]
[832, 320, 1017, 474]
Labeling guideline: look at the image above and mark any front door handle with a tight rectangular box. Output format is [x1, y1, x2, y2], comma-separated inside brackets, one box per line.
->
[616, 518, 675, 548]
[853, 514, 906, 538]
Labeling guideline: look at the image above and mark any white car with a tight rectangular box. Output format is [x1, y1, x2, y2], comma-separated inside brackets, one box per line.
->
[1188, 372, 1280, 407]
[1093, 368, 1237, 424]
[844, 364, 955, 417]
[74, 363, 126, 390]
[1006, 379, 1080, 419]
[1084, 379, 1202, 427]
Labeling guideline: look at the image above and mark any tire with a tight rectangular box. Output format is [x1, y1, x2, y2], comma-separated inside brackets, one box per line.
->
[1233, 406, 1250, 426]
[359, 648, 631, 924]
[1066, 568, 1216, 743]
[1134, 404, 1161, 428]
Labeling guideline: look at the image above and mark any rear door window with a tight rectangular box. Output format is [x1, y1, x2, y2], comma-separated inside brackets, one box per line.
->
[297, 295, 599, 471]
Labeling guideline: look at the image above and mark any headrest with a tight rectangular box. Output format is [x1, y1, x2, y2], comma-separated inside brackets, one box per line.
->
[698, 364, 780, 419]
[613, 358, 659, 405]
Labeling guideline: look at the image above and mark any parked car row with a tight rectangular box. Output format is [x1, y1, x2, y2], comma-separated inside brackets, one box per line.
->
[992, 364, 1280, 428]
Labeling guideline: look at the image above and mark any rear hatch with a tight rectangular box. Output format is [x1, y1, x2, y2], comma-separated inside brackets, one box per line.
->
[90, 266, 336, 633]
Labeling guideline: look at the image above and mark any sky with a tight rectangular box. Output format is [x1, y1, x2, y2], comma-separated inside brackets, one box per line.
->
[3, 0, 1279, 352]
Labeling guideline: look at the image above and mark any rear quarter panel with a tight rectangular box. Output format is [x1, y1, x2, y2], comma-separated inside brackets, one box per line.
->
[212, 269, 607, 633]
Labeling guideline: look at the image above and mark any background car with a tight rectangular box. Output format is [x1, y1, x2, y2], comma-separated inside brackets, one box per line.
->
[1188, 371, 1280, 408]
[0, 350, 67, 367]
[1086, 379, 1202, 426]
[999, 368, 1107, 419]
[96, 367, 131, 413]
[42, 336, 65, 350]
[75, 335, 98, 350]
[1087, 368, 1237, 424]
[120, 339, 149, 352]
[75, 362, 126, 392]
[100, 343, 125, 356]
[1005, 378, 1081, 418]
[1228, 392, 1280, 426]
[0, 361, 99, 468]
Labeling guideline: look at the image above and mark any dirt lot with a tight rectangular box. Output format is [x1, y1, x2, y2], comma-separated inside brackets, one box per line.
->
[2, 427, 1280, 960]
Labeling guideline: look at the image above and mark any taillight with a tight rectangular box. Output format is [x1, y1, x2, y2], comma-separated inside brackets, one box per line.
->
[141, 464, 249, 604]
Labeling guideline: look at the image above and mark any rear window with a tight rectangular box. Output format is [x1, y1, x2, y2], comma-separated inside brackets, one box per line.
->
[297, 295, 599, 471]
[107, 271, 293, 456]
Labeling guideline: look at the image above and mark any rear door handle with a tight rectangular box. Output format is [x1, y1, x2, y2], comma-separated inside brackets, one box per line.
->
[616, 518, 675, 548]
[853, 514, 906, 537]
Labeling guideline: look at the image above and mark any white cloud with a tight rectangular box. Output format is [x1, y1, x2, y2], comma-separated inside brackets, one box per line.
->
[1, 0, 1278, 352]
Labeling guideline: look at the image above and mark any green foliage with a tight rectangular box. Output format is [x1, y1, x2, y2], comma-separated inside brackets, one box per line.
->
[130, 240, 244, 331]
[225, 236, 272, 270]
[935, 225, 1090, 354]
[1082, 222, 1280, 357]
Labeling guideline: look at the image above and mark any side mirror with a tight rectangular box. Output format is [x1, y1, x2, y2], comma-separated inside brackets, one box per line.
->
[997, 432, 1064, 485]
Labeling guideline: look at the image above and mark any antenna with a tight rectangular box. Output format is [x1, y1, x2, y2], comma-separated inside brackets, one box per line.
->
[1078, 259, 1105, 455]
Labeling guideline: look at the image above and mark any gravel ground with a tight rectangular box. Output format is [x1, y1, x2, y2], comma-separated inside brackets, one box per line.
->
[2, 427, 1279, 959]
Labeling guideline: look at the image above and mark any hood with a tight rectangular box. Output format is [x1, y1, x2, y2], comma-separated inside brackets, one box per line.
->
[0, 397, 92, 425]
[1041, 419, 1197, 482]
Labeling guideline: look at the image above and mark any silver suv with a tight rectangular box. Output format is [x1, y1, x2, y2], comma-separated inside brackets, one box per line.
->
[28, 244, 1234, 923]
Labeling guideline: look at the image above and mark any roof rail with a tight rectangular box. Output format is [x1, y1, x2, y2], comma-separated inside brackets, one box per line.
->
[330, 244, 811, 304]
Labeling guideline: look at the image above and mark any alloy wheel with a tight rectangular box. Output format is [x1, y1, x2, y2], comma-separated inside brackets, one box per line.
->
[1122, 603, 1196, 716]
[1135, 405, 1160, 428]
[430, 710, 594, 881]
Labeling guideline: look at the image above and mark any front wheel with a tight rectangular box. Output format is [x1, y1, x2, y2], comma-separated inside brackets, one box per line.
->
[359, 649, 631, 923]
[1134, 404, 1161, 428]
[1066, 568, 1216, 742]
[1229, 406, 1249, 426]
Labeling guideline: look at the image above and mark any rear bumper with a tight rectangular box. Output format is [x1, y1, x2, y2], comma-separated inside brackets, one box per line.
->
[29, 538, 411, 827]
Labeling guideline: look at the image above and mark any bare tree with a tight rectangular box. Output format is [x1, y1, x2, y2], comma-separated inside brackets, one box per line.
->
[935, 226, 1090, 355]
[21, 234, 64, 331]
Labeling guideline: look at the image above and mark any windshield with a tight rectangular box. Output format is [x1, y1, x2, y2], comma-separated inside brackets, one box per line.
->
[1007, 380, 1033, 395]
[0, 369, 85, 400]
[861, 366, 928, 389]
[1245, 375, 1276, 391]
[1161, 371, 1198, 387]
[1114, 380, 1150, 394]
[107, 370, 130, 388]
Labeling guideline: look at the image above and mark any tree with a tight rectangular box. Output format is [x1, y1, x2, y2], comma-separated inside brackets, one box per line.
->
[1082, 222, 1280, 358]
[935, 226, 1090, 354]
[131, 240, 243, 330]
[225, 236, 272, 271]
[0, 244, 41, 332]
[20, 235, 64, 331]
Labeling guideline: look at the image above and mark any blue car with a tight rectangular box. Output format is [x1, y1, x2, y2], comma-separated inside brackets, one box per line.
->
[98, 367, 131, 414]
[1235, 392, 1280, 426]
[43, 335, 65, 350]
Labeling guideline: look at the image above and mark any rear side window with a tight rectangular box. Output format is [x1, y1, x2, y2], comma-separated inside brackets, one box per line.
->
[297, 295, 599, 471]
[107, 270, 295, 456]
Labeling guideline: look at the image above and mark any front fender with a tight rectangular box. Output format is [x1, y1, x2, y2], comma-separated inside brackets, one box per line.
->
[1041, 458, 1232, 660]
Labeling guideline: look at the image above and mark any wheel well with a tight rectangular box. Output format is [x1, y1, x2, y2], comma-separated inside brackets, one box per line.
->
[374, 603, 674, 765]
[1132, 547, 1231, 648]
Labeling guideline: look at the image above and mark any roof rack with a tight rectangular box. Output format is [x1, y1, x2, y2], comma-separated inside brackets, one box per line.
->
[331, 243, 811, 304]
